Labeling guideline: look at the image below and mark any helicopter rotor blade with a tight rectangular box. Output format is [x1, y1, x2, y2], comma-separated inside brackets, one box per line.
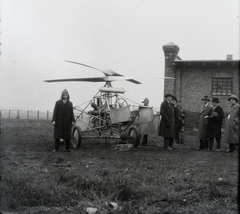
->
[44, 76, 174, 84]
[65, 60, 123, 77]
[101, 76, 141, 84]
[44, 77, 106, 83]
[125, 76, 175, 80]
[125, 79, 142, 84]
[44, 76, 142, 84]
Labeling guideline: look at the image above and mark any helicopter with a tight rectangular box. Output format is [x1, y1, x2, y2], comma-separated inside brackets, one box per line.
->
[44, 61, 169, 149]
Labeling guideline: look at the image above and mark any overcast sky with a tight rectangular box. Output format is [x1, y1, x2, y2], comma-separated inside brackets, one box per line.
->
[0, 0, 239, 112]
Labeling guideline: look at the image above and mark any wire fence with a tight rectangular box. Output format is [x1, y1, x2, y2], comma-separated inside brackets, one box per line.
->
[0, 110, 53, 120]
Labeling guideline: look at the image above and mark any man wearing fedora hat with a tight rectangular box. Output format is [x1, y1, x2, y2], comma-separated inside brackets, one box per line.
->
[158, 93, 176, 150]
[224, 94, 240, 152]
[197, 95, 212, 150]
[206, 97, 224, 151]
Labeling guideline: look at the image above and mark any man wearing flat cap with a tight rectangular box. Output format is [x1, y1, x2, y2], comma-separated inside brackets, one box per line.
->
[224, 94, 240, 152]
[158, 93, 176, 150]
[139, 98, 149, 145]
[197, 95, 212, 150]
[52, 89, 75, 152]
[142, 98, 149, 106]
[206, 97, 224, 151]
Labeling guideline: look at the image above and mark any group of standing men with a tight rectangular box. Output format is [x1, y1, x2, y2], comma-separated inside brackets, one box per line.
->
[197, 96, 224, 151]
[158, 93, 186, 150]
[197, 94, 240, 152]
[158, 93, 240, 152]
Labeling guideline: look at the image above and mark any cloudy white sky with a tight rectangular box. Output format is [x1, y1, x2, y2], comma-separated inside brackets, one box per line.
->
[0, 0, 239, 112]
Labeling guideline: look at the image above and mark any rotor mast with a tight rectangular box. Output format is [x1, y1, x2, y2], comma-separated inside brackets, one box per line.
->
[104, 81, 112, 88]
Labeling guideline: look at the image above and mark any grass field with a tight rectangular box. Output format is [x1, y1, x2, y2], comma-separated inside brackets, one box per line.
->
[0, 119, 238, 213]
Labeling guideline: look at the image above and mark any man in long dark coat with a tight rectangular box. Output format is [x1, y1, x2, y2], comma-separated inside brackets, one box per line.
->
[197, 95, 212, 150]
[206, 97, 224, 151]
[158, 93, 175, 150]
[224, 94, 240, 152]
[52, 89, 75, 152]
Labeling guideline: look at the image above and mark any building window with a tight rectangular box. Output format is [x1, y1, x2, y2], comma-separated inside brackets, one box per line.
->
[212, 77, 232, 96]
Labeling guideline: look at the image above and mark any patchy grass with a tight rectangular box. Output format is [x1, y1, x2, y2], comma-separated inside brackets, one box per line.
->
[0, 119, 238, 213]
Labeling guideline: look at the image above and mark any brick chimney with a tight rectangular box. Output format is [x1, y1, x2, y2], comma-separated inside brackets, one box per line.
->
[162, 42, 180, 96]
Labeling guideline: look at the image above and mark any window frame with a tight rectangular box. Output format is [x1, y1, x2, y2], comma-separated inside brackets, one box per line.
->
[212, 77, 233, 96]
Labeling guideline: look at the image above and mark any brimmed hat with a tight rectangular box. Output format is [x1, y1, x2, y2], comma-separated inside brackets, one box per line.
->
[164, 93, 173, 98]
[211, 97, 220, 103]
[202, 96, 210, 101]
[142, 98, 149, 104]
[172, 96, 177, 101]
[228, 94, 238, 102]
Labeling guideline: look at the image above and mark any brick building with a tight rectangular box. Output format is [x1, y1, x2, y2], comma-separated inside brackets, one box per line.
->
[163, 42, 240, 128]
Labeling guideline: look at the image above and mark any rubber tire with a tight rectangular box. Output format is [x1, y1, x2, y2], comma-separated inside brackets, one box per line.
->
[72, 126, 82, 148]
[128, 127, 139, 147]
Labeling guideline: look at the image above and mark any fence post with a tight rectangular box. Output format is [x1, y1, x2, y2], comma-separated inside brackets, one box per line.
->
[37, 110, 39, 120]
[16, 110, 20, 119]
[47, 110, 49, 120]
[27, 110, 29, 119]
[9, 110, 10, 119]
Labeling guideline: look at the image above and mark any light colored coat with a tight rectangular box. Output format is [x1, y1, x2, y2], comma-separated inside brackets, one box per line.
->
[198, 104, 212, 140]
[224, 103, 240, 145]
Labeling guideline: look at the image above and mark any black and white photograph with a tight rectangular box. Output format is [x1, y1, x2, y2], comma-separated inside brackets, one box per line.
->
[0, 0, 239, 213]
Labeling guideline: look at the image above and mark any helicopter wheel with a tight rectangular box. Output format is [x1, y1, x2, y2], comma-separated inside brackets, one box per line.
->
[127, 127, 139, 147]
[114, 98, 128, 109]
[72, 126, 82, 148]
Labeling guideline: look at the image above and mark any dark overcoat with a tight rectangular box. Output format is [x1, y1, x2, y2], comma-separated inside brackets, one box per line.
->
[206, 105, 224, 139]
[198, 104, 212, 140]
[224, 103, 240, 145]
[52, 100, 75, 139]
[158, 100, 175, 138]
[174, 106, 179, 138]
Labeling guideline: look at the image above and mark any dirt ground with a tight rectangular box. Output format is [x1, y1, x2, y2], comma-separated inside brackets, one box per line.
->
[0, 119, 239, 213]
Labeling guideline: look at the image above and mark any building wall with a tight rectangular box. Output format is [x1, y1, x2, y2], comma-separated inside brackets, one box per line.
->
[179, 67, 213, 112]
[178, 67, 238, 113]
[163, 42, 240, 129]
